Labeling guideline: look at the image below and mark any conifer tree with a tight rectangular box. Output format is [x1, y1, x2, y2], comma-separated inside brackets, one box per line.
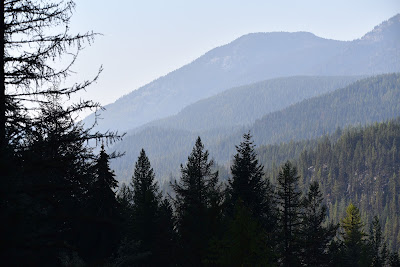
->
[82, 144, 120, 263]
[226, 132, 275, 230]
[130, 149, 161, 259]
[172, 136, 223, 265]
[300, 181, 337, 266]
[276, 161, 303, 267]
[340, 203, 367, 267]
[367, 216, 388, 267]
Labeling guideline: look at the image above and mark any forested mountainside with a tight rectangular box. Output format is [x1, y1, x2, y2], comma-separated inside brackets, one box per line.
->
[146, 76, 362, 131]
[250, 73, 400, 144]
[84, 14, 400, 133]
[109, 75, 361, 184]
[256, 118, 400, 252]
[111, 73, 400, 184]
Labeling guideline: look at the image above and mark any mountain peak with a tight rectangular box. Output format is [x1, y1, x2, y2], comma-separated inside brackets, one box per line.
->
[361, 14, 400, 42]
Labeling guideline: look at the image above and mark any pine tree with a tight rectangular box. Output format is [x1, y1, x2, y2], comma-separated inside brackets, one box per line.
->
[340, 203, 367, 267]
[82, 144, 120, 263]
[276, 161, 303, 267]
[300, 181, 337, 266]
[226, 132, 275, 230]
[172, 136, 223, 265]
[130, 149, 161, 260]
[367, 216, 389, 267]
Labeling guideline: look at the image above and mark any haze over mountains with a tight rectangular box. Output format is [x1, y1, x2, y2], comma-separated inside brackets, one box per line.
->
[84, 14, 400, 134]
[111, 74, 400, 184]
[81, 14, 400, 185]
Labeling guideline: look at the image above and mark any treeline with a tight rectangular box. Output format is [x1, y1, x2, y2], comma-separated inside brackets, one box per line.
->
[111, 133, 400, 266]
[257, 118, 400, 251]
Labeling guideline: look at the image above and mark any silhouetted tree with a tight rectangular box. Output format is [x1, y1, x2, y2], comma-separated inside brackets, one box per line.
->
[367, 216, 388, 267]
[299, 181, 337, 266]
[172, 136, 223, 265]
[1, 98, 102, 265]
[80, 144, 120, 264]
[226, 132, 275, 230]
[276, 161, 303, 267]
[130, 149, 161, 263]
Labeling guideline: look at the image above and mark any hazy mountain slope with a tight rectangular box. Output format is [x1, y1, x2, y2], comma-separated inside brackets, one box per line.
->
[320, 14, 400, 75]
[84, 14, 400, 133]
[251, 73, 400, 145]
[211, 73, 400, 161]
[110, 75, 361, 184]
[110, 74, 400, 183]
[146, 76, 362, 131]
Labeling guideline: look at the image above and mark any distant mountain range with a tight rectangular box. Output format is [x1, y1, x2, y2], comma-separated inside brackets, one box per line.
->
[84, 14, 400, 134]
[110, 74, 400, 184]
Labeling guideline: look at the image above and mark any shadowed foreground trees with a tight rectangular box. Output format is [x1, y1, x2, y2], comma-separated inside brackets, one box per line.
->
[172, 137, 223, 265]
[115, 149, 176, 266]
[0, 0, 120, 265]
[299, 181, 337, 266]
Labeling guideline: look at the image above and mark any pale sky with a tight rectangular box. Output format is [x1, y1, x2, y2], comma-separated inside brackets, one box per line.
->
[66, 0, 400, 111]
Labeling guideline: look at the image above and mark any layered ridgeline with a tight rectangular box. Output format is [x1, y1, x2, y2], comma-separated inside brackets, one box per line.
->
[213, 73, 400, 160]
[111, 74, 400, 184]
[257, 118, 400, 252]
[146, 76, 361, 131]
[84, 14, 400, 133]
[111, 76, 359, 184]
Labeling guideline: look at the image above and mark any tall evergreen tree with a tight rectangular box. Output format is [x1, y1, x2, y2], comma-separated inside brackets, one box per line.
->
[276, 161, 303, 267]
[226, 132, 275, 230]
[299, 181, 337, 266]
[367, 216, 388, 267]
[172, 136, 223, 265]
[340, 203, 367, 267]
[82, 144, 120, 264]
[130, 149, 161, 262]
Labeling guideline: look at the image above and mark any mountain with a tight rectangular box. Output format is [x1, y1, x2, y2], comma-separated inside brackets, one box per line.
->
[146, 76, 361, 132]
[110, 74, 400, 184]
[212, 73, 400, 161]
[111, 75, 363, 184]
[84, 14, 400, 134]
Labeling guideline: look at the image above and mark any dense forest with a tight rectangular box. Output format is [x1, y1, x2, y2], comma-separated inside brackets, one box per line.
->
[1, 1, 400, 266]
[259, 118, 400, 252]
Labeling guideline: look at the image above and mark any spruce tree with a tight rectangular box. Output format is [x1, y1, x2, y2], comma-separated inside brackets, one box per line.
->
[226, 132, 274, 230]
[367, 216, 388, 267]
[300, 181, 337, 266]
[82, 144, 120, 263]
[340, 203, 367, 267]
[130, 149, 161, 261]
[276, 161, 303, 267]
[172, 136, 223, 265]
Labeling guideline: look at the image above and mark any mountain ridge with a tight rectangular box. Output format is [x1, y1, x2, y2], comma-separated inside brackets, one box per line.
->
[84, 14, 400, 134]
